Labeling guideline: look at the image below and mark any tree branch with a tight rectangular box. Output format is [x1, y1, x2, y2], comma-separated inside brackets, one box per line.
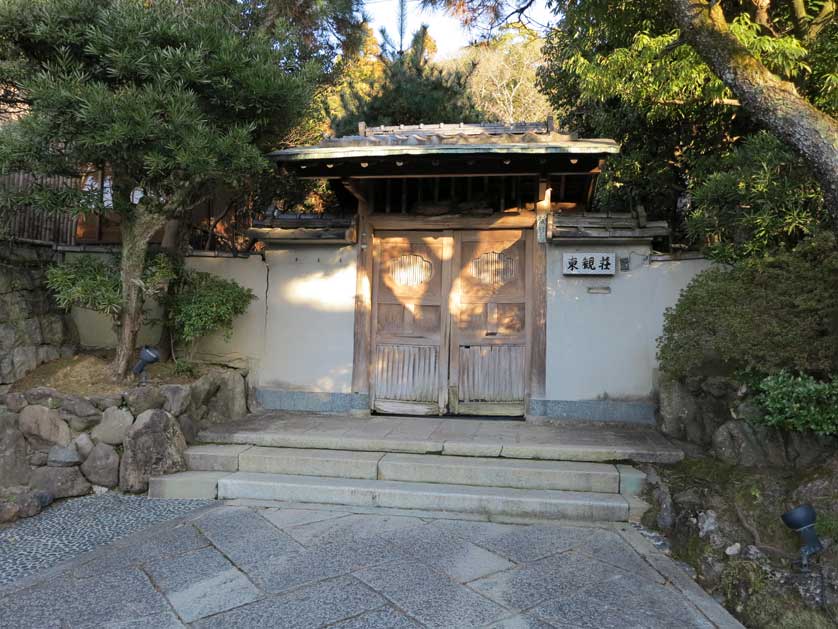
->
[669, 0, 838, 216]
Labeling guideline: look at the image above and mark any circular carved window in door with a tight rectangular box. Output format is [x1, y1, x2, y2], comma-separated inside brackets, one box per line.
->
[470, 251, 517, 286]
[389, 254, 433, 287]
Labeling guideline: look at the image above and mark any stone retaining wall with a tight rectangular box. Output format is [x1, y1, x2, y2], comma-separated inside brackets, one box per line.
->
[658, 375, 836, 467]
[0, 245, 78, 394]
[0, 369, 247, 523]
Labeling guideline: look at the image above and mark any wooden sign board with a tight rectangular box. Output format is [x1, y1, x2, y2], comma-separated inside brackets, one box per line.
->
[562, 252, 616, 276]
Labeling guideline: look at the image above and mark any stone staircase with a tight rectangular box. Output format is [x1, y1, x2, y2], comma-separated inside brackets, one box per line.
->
[149, 443, 650, 523]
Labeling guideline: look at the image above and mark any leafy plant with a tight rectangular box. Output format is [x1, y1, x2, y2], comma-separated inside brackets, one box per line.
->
[657, 233, 838, 380]
[754, 371, 838, 436]
[46, 254, 175, 319]
[686, 132, 826, 263]
[166, 270, 256, 358]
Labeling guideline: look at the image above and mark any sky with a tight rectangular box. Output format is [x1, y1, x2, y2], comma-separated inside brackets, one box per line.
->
[364, 0, 556, 60]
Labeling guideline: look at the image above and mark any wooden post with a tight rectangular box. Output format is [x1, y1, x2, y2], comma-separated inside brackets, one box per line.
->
[530, 176, 549, 403]
[352, 183, 373, 396]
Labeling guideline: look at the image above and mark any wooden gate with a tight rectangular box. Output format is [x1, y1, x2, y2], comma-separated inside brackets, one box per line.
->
[371, 229, 530, 416]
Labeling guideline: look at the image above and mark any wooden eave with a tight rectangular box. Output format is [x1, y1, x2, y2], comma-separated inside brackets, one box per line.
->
[274, 153, 608, 180]
[548, 215, 670, 242]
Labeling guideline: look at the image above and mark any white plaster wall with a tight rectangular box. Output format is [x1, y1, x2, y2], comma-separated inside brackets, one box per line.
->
[260, 246, 357, 393]
[545, 245, 712, 401]
[185, 256, 266, 372]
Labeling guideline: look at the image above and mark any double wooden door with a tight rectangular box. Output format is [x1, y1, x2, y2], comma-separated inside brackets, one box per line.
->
[371, 230, 531, 416]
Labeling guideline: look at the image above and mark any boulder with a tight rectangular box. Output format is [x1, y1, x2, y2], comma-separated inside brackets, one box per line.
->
[88, 393, 123, 412]
[4, 392, 27, 412]
[204, 370, 248, 424]
[177, 413, 198, 444]
[24, 387, 64, 409]
[19, 318, 42, 345]
[91, 407, 134, 445]
[658, 379, 697, 441]
[12, 345, 37, 380]
[36, 345, 59, 365]
[119, 409, 187, 493]
[39, 314, 65, 345]
[30, 466, 91, 498]
[0, 410, 30, 489]
[66, 412, 101, 433]
[711, 420, 787, 467]
[792, 455, 838, 522]
[0, 323, 16, 351]
[124, 387, 165, 416]
[80, 443, 119, 488]
[19, 405, 71, 451]
[14, 492, 43, 519]
[60, 395, 98, 418]
[0, 501, 20, 523]
[161, 384, 190, 416]
[29, 451, 48, 466]
[72, 433, 95, 460]
[47, 444, 82, 467]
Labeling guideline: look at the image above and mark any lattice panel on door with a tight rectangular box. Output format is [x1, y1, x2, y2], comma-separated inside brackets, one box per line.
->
[374, 344, 439, 402]
[458, 345, 525, 402]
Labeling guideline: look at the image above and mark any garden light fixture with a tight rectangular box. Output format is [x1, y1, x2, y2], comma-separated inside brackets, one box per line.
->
[781, 504, 823, 569]
[132, 345, 160, 384]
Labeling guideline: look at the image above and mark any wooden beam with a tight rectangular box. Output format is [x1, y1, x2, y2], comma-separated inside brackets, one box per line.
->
[341, 178, 366, 203]
[246, 227, 354, 242]
[368, 212, 537, 231]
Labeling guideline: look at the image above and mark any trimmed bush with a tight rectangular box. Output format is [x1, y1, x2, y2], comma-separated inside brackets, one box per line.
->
[754, 371, 838, 436]
[657, 233, 838, 380]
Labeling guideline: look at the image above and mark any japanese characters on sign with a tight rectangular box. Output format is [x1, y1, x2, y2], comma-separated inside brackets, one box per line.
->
[562, 252, 617, 276]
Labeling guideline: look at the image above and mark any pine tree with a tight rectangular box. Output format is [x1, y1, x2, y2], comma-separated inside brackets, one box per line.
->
[0, 0, 348, 378]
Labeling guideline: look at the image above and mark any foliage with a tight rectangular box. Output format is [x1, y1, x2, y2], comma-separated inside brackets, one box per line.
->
[686, 132, 827, 263]
[534, 0, 837, 229]
[166, 270, 256, 356]
[537, 1, 748, 218]
[331, 25, 480, 135]
[657, 233, 838, 380]
[0, 0, 359, 375]
[45, 254, 175, 319]
[754, 371, 838, 436]
[446, 24, 552, 123]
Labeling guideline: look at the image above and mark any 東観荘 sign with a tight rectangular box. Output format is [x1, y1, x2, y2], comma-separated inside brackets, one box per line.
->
[562, 252, 616, 276]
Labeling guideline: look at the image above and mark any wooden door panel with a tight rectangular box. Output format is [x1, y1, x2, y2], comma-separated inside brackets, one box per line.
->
[371, 231, 452, 415]
[451, 230, 530, 415]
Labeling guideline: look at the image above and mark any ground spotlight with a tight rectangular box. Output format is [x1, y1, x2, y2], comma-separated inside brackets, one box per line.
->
[132, 346, 160, 384]
[781, 504, 823, 569]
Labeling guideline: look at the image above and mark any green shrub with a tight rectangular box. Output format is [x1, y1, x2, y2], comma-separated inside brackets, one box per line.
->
[46, 254, 175, 318]
[167, 270, 255, 357]
[657, 233, 838, 379]
[754, 371, 838, 436]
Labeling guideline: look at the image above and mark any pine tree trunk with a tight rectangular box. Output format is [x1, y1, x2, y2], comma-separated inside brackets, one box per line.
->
[670, 0, 838, 214]
[112, 207, 168, 381]
[155, 218, 185, 363]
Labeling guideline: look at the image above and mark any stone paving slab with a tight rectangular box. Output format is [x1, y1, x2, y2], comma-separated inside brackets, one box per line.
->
[144, 546, 261, 622]
[198, 412, 684, 463]
[0, 500, 743, 628]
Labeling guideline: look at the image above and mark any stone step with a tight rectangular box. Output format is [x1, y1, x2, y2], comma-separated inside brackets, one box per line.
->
[196, 416, 684, 464]
[184, 445, 646, 495]
[216, 472, 632, 522]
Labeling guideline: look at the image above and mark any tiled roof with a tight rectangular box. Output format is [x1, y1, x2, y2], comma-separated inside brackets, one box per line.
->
[270, 121, 620, 161]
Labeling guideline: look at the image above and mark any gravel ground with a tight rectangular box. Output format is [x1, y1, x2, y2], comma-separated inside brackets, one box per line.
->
[0, 492, 211, 586]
